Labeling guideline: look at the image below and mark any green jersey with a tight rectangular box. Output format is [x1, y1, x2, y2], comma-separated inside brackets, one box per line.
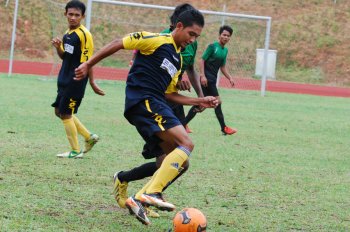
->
[202, 41, 228, 83]
[161, 28, 197, 76]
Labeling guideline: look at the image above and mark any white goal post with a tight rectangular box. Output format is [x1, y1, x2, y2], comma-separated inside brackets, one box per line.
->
[85, 0, 272, 96]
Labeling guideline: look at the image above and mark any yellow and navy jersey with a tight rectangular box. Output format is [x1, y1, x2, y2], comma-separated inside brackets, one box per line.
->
[161, 28, 198, 77]
[123, 31, 182, 112]
[57, 24, 93, 94]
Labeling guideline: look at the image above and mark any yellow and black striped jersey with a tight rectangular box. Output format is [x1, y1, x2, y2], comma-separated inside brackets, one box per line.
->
[57, 24, 93, 97]
[123, 31, 182, 112]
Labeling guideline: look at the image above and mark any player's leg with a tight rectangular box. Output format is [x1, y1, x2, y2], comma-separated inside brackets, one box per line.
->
[113, 163, 158, 208]
[161, 104, 190, 190]
[56, 96, 83, 158]
[72, 115, 99, 153]
[184, 85, 209, 126]
[162, 159, 189, 192]
[125, 99, 193, 223]
[145, 103, 192, 193]
[136, 125, 193, 211]
[113, 143, 162, 208]
[184, 106, 198, 125]
[214, 102, 236, 134]
[207, 83, 237, 135]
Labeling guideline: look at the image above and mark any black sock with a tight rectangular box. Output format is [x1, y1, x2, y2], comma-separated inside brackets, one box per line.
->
[118, 162, 158, 183]
[215, 104, 226, 130]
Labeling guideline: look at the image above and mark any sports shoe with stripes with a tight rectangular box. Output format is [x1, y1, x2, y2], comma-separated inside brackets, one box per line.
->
[112, 171, 128, 208]
[125, 196, 150, 225]
[138, 193, 175, 211]
[84, 134, 99, 153]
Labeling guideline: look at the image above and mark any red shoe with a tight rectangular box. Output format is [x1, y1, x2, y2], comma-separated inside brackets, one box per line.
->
[185, 125, 193, 133]
[222, 126, 237, 135]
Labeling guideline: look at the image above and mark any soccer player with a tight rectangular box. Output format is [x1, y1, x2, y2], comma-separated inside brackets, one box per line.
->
[184, 25, 237, 135]
[51, 0, 104, 159]
[112, 3, 204, 217]
[74, 9, 217, 225]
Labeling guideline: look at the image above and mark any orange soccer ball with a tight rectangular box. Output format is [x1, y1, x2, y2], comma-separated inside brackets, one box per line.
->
[173, 208, 207, 232]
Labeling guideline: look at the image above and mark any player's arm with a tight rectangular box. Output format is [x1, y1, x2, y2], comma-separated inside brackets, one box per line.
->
[75, 38, 124, 80]
[165, 92, 218, 108]
[199, 59, 208, 87]
[186, 64, 204, 97]
[220, 65, 234, 87]
[51, 37, 64, 59]
[88, 68, 105, 96]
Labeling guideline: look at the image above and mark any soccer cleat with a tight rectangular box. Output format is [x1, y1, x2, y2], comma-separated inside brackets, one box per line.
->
[138, 193, 175, 212]
[83, 134, 99, 153]
[222, 126, 237, 135]
[125, 196, 150, 225]
[185, 125, 193, 133]
[112, 172, 128, 208]
[145, 206, 160, 218]
[56, 150, 83, 158]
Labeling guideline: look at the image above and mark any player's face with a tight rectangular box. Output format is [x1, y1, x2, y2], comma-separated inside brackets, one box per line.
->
[218, 30, 231, 46]
[65, 8, 84, 30]
[174, 23, 202, 49]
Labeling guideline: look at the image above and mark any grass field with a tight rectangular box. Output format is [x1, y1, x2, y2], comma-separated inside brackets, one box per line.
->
[0, 74, 349, 231]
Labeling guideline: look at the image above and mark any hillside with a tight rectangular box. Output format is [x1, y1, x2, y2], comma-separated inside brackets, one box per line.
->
[1, 0, 349, 86]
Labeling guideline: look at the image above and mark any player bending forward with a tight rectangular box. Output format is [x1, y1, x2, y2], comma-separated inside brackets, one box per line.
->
[75, 9, 217, 225]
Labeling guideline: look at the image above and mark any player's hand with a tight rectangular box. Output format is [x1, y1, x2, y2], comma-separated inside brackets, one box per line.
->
[229, 77, 235, 87]
[193, 105, 205, 113]
[90, 81, 105, 96]
[74, 62, 89, 81]
[198, 96, 219, 108]
[176, 80, 191, 91]
[200, 75, 208, 87]
[51, 37, 62, 49]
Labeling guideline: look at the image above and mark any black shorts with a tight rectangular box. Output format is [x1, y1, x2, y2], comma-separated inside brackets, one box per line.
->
[51, 95, 82, 115]
[125, 98, 182, 159]
[140, 101, 185, 159]
[202, 81, 219, 97]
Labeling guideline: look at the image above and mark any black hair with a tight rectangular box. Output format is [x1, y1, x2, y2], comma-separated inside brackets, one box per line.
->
[169, 3, 195, 31]
[65, 0, 86, 15]
[219, 25, 233, 36]
[176, 8, 205, 29]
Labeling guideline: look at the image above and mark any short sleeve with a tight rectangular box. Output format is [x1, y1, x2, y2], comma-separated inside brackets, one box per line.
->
[201, 44, 214, 61]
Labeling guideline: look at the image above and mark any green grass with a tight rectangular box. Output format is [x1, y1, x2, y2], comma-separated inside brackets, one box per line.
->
[276, 65, 325, 84]
[0, 74, 349, 231]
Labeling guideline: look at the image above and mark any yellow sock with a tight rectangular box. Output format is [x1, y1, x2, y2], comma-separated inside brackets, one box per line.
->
[135, 170, 159, 199]
[72, 115, 90, 140]
[145, 147, 189, 194]
[63, 118, 80, 152]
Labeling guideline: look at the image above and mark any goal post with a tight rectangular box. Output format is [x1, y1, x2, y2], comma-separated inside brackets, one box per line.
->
[85, 0, 272, 96]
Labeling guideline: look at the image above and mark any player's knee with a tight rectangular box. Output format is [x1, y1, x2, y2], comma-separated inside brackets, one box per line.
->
[180, 140, 194, 152]
[178, 131, 194, 151]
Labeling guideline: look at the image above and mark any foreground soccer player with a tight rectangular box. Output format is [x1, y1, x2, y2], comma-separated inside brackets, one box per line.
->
[75, 9, 218, 225]
[185, 25, 237, 135]
[51, 0, 104, 159]
[112, 3, 204, 217]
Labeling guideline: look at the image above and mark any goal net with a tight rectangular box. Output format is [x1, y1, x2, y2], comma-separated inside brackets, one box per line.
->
[43, 0, 271, 94]
[86, 0, 271, 94]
